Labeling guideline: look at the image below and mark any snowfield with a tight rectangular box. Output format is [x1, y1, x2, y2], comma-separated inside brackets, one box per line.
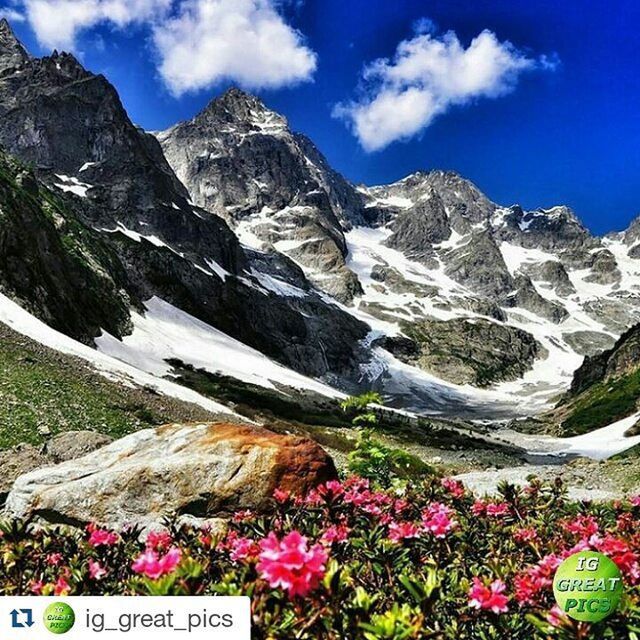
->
[95, 297, 343, 399]
[343, 222, 640, 413]
[0, 291, 232, 415]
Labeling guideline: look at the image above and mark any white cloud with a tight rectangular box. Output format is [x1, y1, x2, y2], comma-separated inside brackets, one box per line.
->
[0, 7, 26, 22]
[9, 0, 316, 94]
[152, 0, 317, 95]
[335, 28, 557, 152]
[23, 0, 171, 49]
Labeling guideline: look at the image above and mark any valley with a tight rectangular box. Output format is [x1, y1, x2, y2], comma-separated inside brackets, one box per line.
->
[1, 15, 640, 504]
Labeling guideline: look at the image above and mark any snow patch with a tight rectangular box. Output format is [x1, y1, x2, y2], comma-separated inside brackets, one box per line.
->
[96, 297, 341, 398]
[0, 292, 232, 415]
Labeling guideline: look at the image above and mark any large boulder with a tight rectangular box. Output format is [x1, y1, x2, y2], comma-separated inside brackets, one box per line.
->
[0, 431, 113, 505]
[5, 422, 337, 530]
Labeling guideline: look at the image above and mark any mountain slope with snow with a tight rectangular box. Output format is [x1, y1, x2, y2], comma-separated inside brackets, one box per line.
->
[1, 17, 640, 424]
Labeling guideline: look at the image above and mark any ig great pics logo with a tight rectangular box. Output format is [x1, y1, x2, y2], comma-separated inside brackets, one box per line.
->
[553, 551, 623, 622]
[42, 602, 75, 634]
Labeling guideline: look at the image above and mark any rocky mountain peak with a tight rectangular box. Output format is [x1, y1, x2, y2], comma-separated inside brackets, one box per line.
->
[199, 86, 288, 132]
[0, 18, 30, 73]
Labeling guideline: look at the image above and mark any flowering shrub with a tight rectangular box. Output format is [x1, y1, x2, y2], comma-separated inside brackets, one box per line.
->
[3, 475, 640, 638]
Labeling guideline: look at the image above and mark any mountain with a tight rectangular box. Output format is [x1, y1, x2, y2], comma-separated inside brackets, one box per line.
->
[157, 87, 365, 303]
[2, 18, 640, 422]
[0, 21, 369, 390]
[159, 90, 640, 411]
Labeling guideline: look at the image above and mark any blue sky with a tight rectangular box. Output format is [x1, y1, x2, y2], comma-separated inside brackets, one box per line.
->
[3, 0, 640, 234]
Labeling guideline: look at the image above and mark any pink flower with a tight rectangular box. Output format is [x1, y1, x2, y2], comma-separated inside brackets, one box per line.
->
[514, 573, 546, 605]
[87, 525, 119, 548]
[54, 576, 70, 596]
[547, 605, 569, 628]
[132, 547, 182, 580]
[441, 477, 465, 499]
[146, 530, 173, 551]
[304, 489, 323, 506]
[230, 537, 260, 562]
[257, 531, 327, 598]
[88, 560, 107, 580]
[422, 502, 457, 538]
[317, 480, 344, 502]
[513, 527, 538, 544]
[232, 510, 254, 523]
[46, 553, 63, 566]
[486, 502, 510, 518]
[630, 495, 640, 507]
[321, 524, 350, 545]
[388, 521, 421, 543]
[273, 488, 291, 503]
[514, 553, 563, 604]
[562, 514, 599, 539]
[29, 580, 44, 595]
[593, 535, 640, 582]
[394, 499, 410, 514]
[468, 577, 509, 614]
[471, 500, 486, 516]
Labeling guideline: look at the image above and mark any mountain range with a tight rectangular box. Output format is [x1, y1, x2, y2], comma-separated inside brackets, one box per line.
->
[2, 17, 640, 434]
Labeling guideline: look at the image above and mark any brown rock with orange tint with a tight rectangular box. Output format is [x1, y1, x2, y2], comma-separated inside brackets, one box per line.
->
[5, 422, 337, 530]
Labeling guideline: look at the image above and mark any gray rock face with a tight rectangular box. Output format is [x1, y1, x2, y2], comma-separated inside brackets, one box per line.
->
[0, 19, 28, 73]
[386, 318, 543, 387]
[584, 250, 621, 285]
[495, 205, 597, 252]
[444, 231, 514, 298]
[504, 275, 569, 324]
[562, 331, 616, 357]
[385, 189, 451, 260]
[157, 88, 364, 302]
[5, 422, 337, 529]
[568, 323, 640, 397]
[365, 170, 496, 232]
[370, 264, 438, 297]
[521, 261, 576, 296]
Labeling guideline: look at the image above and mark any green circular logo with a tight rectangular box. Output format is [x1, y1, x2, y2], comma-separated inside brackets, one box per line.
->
[553, 551, 623, 622]
[43, 602, 75, 634]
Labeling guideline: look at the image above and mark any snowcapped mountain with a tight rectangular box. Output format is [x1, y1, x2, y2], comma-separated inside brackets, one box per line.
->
[156, 87, 640, 414]
[1, 17, 640, 422]
[157, 87, 365, 303]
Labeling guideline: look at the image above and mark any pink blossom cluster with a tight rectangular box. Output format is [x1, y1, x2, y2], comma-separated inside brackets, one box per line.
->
[468, 577, 509, 613]
[256, 531, 328, 598]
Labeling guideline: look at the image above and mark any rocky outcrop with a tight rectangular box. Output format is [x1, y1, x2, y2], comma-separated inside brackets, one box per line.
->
[495, 205, 597, 252]
[365, 170, 495, 232]
[0, 149, 132, 342]
[0, 19, 28, 73]
[5, 422, 337, 529]
[503, 275, 569, 324]
[385, 189, 451, 260]
[386, 318, 542, 387]
[584, 250, 621, 285]
[562, 331, 616, 357]
[444, 232, 514, 298]
[569, 323, 640, 396]
[370, 264, 438, 297]
[521, 260, 576, 296]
